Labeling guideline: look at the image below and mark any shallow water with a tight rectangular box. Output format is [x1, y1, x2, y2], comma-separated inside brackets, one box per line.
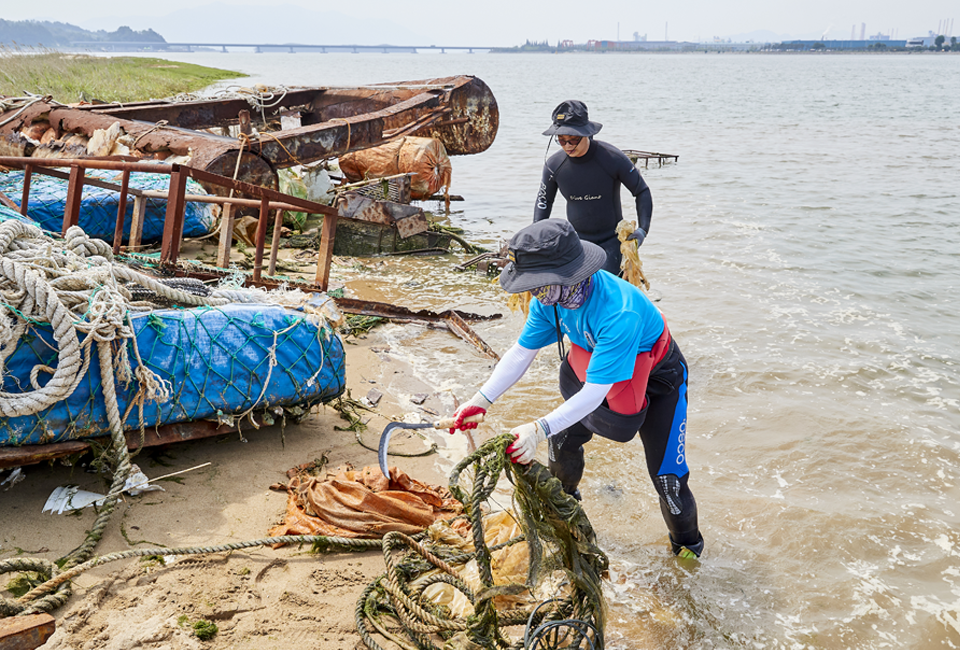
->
[150, 51, 959, 648]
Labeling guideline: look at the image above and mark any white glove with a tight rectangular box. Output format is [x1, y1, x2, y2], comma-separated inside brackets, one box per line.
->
[506, 421, 547, 465]
[448, 391, 493, 434]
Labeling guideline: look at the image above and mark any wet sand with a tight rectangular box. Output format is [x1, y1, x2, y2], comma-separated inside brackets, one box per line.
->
[0, 257, 475, 649]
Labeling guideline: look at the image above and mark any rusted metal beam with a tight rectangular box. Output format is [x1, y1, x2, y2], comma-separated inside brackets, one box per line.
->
[177, 166, 337, 216]
[444, 310, 500, 360]
[26, 165, 145, 198]
[252, 197, 270, 283]
[84, 88, 326, 130]
[62, 165, 84, 236]
[268, 208, 284, 276]
[0, 613, 55, 650]
[112, 169, 131, 255]
[160, 169, 187, 264]
[0, 420, 237, 470]
[19, 163, 31, 216]
[333, 297, 500, 359]
[0, 157, 174, 174]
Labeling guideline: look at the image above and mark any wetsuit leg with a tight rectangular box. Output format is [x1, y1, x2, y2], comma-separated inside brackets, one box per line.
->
[638, 349, 703, 555]
[547, 420, 593, 500]
[596, 237, 623, 276]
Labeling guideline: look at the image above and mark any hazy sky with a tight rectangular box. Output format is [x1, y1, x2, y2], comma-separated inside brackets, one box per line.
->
[4, 0, 957, 45]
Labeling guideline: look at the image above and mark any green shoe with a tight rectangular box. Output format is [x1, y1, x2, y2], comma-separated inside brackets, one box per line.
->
[676, 547, 699, 560]
[670, 533, 704, 559]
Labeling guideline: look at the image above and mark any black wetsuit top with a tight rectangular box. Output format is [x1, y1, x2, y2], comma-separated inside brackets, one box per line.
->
[533, 139, 652, 275]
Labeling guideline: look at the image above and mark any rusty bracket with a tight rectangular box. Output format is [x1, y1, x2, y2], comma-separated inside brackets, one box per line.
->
[0, 613, 55, 650]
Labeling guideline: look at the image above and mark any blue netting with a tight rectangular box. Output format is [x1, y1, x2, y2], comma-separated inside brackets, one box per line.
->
[0, 204, 41, 227]
[0, 169, 216, 242]
[0, 301, 346, 446]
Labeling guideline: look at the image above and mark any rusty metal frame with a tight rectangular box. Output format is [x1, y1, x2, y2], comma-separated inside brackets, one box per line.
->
[0, 156, 501, 361]
[0, 156, 343, 290]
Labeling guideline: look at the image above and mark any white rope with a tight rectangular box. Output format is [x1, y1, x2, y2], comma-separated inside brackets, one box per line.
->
[0, 222, 227, 419]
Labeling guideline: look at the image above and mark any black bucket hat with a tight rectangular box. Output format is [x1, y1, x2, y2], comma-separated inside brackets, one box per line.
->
[499, 220, 607, 293]
[541, 99, 603, 137]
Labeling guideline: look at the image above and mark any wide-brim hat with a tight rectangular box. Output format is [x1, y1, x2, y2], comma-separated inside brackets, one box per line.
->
[499, 220, 607, 293]
[542, 99, 603, 137]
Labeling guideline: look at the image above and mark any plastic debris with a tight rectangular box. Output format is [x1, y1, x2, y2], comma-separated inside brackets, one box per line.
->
[1, 467, 25, 491]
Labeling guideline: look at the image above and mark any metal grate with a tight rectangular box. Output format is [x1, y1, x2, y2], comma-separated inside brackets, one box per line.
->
[336, 173, 413, 204]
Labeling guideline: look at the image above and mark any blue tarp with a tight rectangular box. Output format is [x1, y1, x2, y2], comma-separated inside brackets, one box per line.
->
[0, 169, 216, 242]
[0, 302, 346, 446]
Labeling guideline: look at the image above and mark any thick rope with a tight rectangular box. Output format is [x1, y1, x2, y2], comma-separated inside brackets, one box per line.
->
[356, 434, 609, 650]
[0, 221, 329, 617]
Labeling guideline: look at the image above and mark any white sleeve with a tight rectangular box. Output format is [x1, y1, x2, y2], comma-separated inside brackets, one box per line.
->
[538, 382, 612, 437]
[478, 343, 539, 402]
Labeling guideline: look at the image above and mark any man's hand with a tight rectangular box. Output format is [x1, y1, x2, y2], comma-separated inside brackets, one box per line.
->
[506, 421, 547, 464]
[626, 228, 647, 246]
[449, 392, 493, 434]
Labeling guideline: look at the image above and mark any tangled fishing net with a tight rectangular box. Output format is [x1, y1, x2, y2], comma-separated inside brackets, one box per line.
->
[0, 218, 343, 615]
[356, 434, 608, 650]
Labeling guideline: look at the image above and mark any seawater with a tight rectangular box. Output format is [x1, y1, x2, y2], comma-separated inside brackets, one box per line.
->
[151, 51, 959, 648]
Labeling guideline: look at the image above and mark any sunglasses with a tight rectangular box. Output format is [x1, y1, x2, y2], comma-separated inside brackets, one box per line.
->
[557, 135, 583, 147]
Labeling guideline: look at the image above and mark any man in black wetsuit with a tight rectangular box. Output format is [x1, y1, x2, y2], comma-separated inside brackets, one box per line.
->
[534, 100, 652, 276]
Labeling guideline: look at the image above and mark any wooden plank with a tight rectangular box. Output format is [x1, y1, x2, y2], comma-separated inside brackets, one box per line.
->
[112, 169, 131, 255]
[160, 169, 187, 265]
[215, 203, 235, 268]
[252, 197, 270, 283]
[315, 213, 338, 291]
[0, 613, 55, 650]
[62, 165, 85, 236]
[127, 196, 147, 252]
[0, 420, 236, 470]
[267, 208, 284, 276]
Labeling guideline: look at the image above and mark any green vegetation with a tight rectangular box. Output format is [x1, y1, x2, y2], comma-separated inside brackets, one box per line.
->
[0, 46, 244, 103]
[192, 619, 218, 641]
[177, 614, 218, 641]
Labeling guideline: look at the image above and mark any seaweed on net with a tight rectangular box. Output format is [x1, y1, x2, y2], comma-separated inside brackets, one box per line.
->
[355, 433, 608, 650]
[505, 458, 609, 634]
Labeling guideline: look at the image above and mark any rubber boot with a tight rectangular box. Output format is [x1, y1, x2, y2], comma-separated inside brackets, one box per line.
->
[670, 533, 705, 558]
[548, 440, 584, 501]
[656, 474, 703, 557]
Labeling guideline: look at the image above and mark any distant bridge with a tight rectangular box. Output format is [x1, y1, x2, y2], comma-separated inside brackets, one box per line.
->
[69, 41, 494, 54]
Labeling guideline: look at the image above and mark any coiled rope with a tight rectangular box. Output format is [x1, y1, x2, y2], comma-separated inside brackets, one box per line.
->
[0, 220, 311, 617]
[356, 434, 609, 650]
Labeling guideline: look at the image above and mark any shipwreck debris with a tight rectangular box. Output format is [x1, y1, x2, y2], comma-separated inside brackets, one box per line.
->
[0, 76, 499, 196]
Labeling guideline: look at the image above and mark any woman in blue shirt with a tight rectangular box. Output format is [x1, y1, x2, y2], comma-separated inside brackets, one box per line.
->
[450, 219, 703, 558]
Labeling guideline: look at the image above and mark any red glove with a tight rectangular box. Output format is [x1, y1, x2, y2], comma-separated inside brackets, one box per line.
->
[448, 392, 493, 434]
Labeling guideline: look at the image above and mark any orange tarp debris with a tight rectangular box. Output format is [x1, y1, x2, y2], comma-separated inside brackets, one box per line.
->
[269, 464, 463, 539]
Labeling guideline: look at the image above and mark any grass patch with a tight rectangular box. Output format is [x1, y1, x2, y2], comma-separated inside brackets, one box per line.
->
[0, 45, 244, 103]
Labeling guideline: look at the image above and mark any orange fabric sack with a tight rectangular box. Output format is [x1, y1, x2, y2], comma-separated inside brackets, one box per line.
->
[269, 464, 462, 540]
[338, 136, 452, 200]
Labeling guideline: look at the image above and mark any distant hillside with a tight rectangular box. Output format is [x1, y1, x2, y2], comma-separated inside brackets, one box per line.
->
[0, 20, 165, 47]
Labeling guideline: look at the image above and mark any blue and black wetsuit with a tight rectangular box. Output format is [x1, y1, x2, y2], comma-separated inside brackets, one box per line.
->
[534, 139, 652, 275]
[517, 271, 702, 555]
